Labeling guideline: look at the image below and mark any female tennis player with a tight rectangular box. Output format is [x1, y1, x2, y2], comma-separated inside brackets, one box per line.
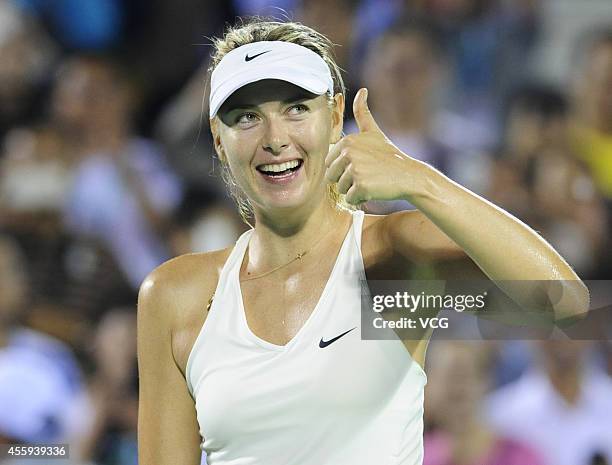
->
[137, 19, 589, 465]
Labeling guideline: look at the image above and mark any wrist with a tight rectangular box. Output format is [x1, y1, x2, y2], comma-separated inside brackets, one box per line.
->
[399, 159, 443, 205]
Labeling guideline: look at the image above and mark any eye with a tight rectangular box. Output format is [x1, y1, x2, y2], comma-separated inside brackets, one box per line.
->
[287, 103, 309, 115]
[235, 112, 259, 126]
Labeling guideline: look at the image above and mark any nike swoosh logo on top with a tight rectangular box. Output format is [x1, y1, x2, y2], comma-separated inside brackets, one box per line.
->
[319, 327, 357, 348]
[245, 50, 271, 62]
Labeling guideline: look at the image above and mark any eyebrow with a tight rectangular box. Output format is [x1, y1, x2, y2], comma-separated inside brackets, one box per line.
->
[224, 93, 315, 113]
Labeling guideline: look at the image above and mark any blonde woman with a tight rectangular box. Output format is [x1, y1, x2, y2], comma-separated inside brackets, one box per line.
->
[137, 19, 588, 465]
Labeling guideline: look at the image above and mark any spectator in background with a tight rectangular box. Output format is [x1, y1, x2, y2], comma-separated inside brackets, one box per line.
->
[529, 0, 612, 86]
[153, 58, 234, 196]
[570, 27, 612, 281]
[487, 341, 612, 465]
[354, 17, 491, 214]
[0, 234, 90, 449]
[487, 84, 608, 278]
[75, 308, 138, 465]
[0, 124, 134, 329]
[0, 2, 57, 139]
[169, 188, 245, 256]
[359, 17, 449, 172]
[55, 55, 183, 289]
[357, 16, 446, 216]
[351, 0, 542, 150]
[424, 341, 544, 465]
[122, 0, 233, 135]
[417, 0, 541, 130]
[571, 27, 612, 200]
[0, 126, 72, 227]
[0, 235, 29, 352]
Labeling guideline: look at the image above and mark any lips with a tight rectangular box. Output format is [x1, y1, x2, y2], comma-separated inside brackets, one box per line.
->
[256, 158, 303, 172]
[256, 159, 302, 174]
[255, 159, 304, 184]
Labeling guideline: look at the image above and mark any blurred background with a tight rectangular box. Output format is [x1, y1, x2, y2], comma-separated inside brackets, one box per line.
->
[0, 0, 611, 464]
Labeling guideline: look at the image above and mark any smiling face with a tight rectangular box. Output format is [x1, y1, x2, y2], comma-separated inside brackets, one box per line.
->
[211, 79, 344, 218]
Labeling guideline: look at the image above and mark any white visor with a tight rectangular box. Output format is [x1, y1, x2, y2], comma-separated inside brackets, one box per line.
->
[209, 41, 335, 118]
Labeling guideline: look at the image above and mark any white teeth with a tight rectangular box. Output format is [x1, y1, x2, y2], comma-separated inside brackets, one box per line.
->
[258, 160, 300, 173]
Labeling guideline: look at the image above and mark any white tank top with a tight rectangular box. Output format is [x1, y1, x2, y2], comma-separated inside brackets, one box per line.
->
[186, 210, 427, 465]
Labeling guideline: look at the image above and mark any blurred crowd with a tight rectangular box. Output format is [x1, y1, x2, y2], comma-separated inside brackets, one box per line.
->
[0, 0, 611, 464]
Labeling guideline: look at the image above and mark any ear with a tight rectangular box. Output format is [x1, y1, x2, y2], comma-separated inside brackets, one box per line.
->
[330, 93, 345, 144]
[210, 117, 226, 163]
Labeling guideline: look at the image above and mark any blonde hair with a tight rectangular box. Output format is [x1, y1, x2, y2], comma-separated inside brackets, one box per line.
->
[208, 18, 355, 226]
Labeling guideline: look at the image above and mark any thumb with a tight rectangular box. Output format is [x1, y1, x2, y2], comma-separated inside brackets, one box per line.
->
[353, 88, 380, 133]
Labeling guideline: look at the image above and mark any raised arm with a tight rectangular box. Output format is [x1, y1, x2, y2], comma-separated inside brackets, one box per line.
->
[381, 174, 589, 326]
[326, 87, 590, 326]
[137, 270, 202, 465]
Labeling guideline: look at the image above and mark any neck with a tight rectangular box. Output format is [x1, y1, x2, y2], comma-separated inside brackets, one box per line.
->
[247, 197, 347, 271]
[376, 99, 429, 134]
[547, 366, 582, 406]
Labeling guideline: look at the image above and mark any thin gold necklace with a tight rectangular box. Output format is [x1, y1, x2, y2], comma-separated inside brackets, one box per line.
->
[239, 223, 336, 283]
[206, 226, 335, 312]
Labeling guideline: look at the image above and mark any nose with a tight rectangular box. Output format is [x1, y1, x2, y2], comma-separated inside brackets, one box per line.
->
[261, 117, 290, 155]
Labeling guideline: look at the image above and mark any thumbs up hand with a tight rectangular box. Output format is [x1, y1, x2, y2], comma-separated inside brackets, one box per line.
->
[325, 88, 422, 205]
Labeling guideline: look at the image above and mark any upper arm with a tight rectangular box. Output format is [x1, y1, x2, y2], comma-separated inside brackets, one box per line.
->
[381, 210, 466, 264]
[137, 268, 202, 465]
[377, 210, 495, 281]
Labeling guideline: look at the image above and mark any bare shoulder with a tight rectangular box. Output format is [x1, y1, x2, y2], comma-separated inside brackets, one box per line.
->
[138, 248, 231, 320]
[140, 249, 231, 299]
[137, 248, 233, 465]
[138, 248, 233, 375]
